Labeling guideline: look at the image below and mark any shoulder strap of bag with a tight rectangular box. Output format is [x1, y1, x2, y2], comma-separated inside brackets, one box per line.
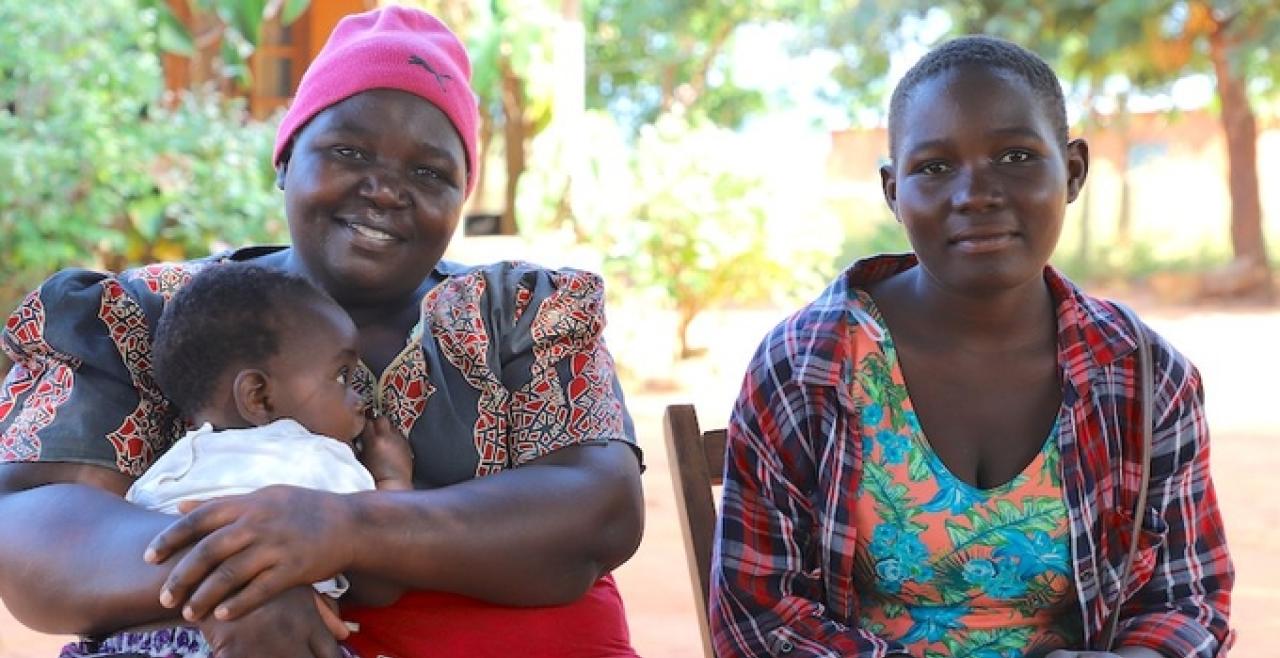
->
[1099, 303, 1155, 650]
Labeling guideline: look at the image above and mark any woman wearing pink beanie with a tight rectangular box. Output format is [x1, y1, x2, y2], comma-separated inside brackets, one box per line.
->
[0, 6, 643, 658]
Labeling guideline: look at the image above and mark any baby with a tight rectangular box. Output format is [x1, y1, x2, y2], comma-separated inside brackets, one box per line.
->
[84, 263, 411, 657]
[131, 262, 413, 509]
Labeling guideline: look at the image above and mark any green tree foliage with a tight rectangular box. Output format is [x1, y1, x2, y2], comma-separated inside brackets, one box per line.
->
[0, 0, 287, 316]
[577, 2, 845, 355]
[574, 114, 829, 358]
[479, 1, 561, 234]
[585, 0, 770, 133]
[142, 0, 313, 87]
[782, 0, 928, 117]
[1082, 0, 1278, 299]
[394, 0, 562, 235]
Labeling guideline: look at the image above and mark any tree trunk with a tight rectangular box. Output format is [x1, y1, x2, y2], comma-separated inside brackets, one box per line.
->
[684, 21, 736, 108]
[552, 0, 585, 241]
[499, 54, 527, 236]
[676, 304, 702, 360]
[660, 63, 678, 113]
[1073, 93, 1101, 273]
[1114, 93, 1133, 251]
[474, 104, 494, 210]
[1208, 25, 1273, 299]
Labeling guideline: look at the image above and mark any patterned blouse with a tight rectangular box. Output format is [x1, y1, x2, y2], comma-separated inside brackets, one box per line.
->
[710, 254, 1233, 658]
[851, 292, 1082, 657]
[0, 246, 639, 490]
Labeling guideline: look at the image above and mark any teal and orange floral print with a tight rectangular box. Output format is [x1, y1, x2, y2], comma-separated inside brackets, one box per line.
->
[852, 304, 1082, 658]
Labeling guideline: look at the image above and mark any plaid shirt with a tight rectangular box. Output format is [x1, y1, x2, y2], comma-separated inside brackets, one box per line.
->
[711, 254, 1234, 658]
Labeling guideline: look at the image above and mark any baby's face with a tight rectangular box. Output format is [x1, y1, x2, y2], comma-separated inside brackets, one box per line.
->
[266, 300, 367, 443]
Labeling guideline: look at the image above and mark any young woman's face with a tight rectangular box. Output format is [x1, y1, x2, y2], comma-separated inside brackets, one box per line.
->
[881, 66, 1087, 296]
[280, 89, 467, 306]
[267, 300, 367, 443]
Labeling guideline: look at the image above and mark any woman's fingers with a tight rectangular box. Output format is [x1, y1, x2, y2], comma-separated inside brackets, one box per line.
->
[145, 495, 244, 565]
[310, 632, 346, 658]
[149, 486, 357, 619]
[198, 585, 342, 658]
[181, 546, 277, 621]
[175, 498, 209, 514]
[313, 592, 351, 640]
[155, 513, 257, 612]
[205, 563, 300, 621]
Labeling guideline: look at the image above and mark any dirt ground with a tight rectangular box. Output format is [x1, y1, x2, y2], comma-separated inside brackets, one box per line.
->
[2, 303, 1276, 658]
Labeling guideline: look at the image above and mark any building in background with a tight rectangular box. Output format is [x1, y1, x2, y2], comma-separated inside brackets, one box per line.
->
[160, 0, 376, 118]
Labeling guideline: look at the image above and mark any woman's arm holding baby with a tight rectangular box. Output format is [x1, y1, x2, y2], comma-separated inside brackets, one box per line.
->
[344, 414, 415, 605]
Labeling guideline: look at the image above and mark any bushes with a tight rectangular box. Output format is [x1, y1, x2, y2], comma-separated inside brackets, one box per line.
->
[0, 0, 286, 314]
[560, 113, 833, 358]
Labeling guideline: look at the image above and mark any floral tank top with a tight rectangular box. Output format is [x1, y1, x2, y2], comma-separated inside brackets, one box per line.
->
[852, 298, 1083, 657]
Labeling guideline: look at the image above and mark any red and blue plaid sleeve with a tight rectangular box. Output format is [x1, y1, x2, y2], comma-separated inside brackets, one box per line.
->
[1113, 351, 1234, 657]
[709, 322, 906, 658]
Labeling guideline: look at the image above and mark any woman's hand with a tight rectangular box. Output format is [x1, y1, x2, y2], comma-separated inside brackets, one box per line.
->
[359, 413, 415, 490]
[144, 484, 358, 622]
[197, 585, 347, 658]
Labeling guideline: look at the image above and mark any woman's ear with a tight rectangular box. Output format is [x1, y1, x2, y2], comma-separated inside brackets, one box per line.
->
[880, 163, 900, 221]
[232, 369, 274, 426]
[1065, 138, 1090, 203]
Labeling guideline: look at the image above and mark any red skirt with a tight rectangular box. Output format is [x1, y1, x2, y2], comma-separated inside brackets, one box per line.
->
[341, 575, 639, 658]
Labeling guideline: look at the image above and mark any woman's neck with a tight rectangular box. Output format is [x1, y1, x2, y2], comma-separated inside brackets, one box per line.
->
[875, 266, 1057, 355]
[262, 247, 439, 374]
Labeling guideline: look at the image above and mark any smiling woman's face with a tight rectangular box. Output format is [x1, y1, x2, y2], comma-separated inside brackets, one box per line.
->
[280, 88, 466, 306]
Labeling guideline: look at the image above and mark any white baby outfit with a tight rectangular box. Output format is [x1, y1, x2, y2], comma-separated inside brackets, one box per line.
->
[127, 418, 375, 596]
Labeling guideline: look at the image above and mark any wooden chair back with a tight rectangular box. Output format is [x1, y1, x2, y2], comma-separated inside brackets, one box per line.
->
[662, 404, 727, 658]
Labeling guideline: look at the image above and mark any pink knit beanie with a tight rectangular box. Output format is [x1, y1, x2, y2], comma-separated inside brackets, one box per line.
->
[273, 6, 479, 197]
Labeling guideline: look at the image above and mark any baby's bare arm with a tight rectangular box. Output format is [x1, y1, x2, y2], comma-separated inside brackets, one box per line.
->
[344, 573, 405, 607]
[359, 415, 414, 491]
[342, 414, 413, 605]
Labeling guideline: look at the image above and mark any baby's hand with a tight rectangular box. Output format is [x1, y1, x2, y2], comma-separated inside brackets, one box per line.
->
[358, 412, 415, 490]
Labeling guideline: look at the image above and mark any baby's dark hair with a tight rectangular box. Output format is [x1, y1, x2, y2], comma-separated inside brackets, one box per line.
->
[888, 35, 1068, 157]
[153, 263, 337, 417]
